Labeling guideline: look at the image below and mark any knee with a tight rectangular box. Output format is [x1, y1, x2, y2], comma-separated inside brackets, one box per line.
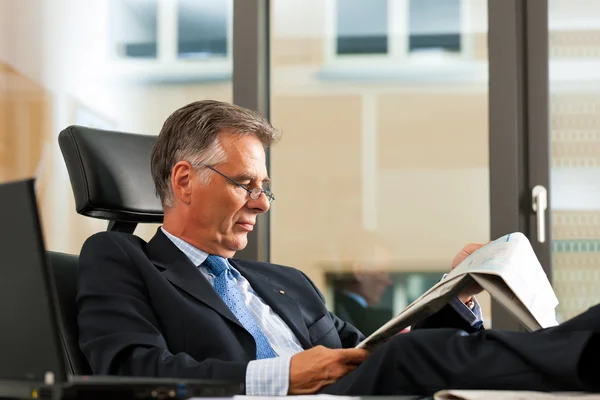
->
[371, 328, 472, 364]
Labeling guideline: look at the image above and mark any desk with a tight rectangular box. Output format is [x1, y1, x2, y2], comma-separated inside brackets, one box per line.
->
[0, 381, 430, 400]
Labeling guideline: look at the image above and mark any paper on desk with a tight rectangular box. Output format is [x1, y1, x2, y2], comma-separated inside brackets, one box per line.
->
[189, 396, 360, 400]
[434, 390, 600, 399]
[234, 396, 359, 400]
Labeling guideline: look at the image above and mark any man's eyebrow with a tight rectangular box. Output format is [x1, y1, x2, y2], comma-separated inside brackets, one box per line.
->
[231, 173, 271, 184]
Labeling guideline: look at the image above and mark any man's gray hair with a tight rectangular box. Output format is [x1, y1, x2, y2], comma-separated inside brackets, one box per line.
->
[151, 100, 281, 207]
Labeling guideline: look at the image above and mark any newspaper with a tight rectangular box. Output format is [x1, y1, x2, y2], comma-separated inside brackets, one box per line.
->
[356, 232, 559, 350]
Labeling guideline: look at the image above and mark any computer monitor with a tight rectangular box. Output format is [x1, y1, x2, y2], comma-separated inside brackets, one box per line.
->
[0, 179, 66, 383]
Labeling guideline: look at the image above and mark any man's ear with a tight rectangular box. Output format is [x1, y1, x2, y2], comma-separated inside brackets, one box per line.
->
[170, 161, 194, 205]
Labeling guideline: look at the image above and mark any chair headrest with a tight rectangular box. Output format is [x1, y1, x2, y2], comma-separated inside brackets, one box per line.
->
[58, 125, 163, 224]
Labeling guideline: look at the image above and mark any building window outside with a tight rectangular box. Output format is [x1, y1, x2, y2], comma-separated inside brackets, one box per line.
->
[333, 0, 463, 59]
[409, 0, 461, 54]
[110, 0, 231, 61]
[177, 0, 229, 59]
[111, 0, 158, 59]
[336, 0, 388, 55]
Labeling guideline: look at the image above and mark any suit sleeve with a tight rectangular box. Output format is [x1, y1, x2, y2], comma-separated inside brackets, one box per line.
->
[77, 233, 247, 383]
[298, 271, 365, 348]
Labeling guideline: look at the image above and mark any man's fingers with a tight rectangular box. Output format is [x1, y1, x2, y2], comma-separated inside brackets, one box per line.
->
[289, 347, 368, 395]
[343, 364, 359, 374]
[339, 348, 369, 364]
[452, 242, 489, 269]
[331, 362, 360, 381]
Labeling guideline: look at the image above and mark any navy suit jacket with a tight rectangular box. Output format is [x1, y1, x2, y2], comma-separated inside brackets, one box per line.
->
[77, 228, 478, 385]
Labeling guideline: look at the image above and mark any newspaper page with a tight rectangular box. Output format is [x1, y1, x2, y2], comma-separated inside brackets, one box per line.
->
[356, 273, 474, 349]
[356, 232, 558, 350]
[448, 232, 558, 329]
[470, 274, 541, 331]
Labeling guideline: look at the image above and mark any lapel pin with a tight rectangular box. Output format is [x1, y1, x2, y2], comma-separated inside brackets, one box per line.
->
[279, 290, 285, 295]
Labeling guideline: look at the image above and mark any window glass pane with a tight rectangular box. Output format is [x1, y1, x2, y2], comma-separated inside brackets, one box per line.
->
[178, 0, 229, 59]
[110, 0, 158, 59]
[548, 0, 600, 322]
[271, 0, 491, 332]
[336, 0, 388, 55]
[327, 270, 440, 336]
[0, 0, 232, 253]
[409, 0, 461, 53]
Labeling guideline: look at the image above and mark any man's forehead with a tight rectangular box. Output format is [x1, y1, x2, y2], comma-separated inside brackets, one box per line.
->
[221, 134, 265, 157]
[223, 147, 266, 167]
[219, 150, 268, 179]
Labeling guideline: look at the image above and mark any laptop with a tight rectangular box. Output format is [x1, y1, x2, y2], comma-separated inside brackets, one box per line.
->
[0, 179, 244, 399]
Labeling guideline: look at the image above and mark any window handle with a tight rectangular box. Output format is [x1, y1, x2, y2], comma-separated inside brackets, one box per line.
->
[532, 185, 548, 243]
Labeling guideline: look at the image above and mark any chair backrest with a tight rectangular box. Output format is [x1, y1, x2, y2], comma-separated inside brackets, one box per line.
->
[56, 125, 163, 376]
[47, 251, 92, 376]
[58, 125, 163, 234]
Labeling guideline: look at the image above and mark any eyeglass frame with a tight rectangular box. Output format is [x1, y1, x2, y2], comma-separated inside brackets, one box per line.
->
[202, 164, 275, 204]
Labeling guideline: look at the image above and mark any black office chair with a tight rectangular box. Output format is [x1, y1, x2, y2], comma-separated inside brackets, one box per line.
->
[58, 125, 163, 233]
[48, 251, 93, 375]
[52, 125, 163, 375]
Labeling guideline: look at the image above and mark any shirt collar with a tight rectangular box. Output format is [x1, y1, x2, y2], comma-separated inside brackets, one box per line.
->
[161, 227, 209, 267]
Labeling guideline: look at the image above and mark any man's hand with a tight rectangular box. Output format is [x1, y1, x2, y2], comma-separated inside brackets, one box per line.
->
[451, 242, 488, 303]
[451, 243, 487, 270]
[288, 346, 369, 394]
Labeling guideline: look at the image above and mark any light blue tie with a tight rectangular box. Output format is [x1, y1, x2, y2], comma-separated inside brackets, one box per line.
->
[203, 255, 277, 359]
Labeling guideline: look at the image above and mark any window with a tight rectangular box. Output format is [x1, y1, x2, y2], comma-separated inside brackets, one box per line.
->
[333, 0, 463, 59]
[326, 270, 443, 336]
[409, 0, 461, 54]
[110, 0, 231, 61]
[177, 0, 229, 59]
[271, 0, 491, 322]
[336, 0, 388, 55]
[110, 0, 158, 59]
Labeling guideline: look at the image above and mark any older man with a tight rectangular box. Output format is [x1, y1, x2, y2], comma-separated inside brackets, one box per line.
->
[77, 100, 596, 396]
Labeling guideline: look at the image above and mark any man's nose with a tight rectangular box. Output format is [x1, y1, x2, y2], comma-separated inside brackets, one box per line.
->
[247, 192, 270, 213]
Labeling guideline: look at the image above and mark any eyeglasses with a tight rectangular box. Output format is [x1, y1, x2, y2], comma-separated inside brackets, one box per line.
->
[204, 165, 275, 204]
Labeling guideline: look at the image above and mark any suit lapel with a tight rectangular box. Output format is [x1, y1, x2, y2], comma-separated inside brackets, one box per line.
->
[146, 229, 311, 347]
[231, 260, 312, 349]
[146, 229, 243, 329]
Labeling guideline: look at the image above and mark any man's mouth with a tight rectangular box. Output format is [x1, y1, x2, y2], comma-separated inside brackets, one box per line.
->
[236, 221, 255, 231]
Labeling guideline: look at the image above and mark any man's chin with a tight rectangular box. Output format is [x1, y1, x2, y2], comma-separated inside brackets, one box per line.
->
[226, 235, 248, 252]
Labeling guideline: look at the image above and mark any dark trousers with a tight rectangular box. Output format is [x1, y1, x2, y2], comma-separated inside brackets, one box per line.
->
[321, 305, 600, 396]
